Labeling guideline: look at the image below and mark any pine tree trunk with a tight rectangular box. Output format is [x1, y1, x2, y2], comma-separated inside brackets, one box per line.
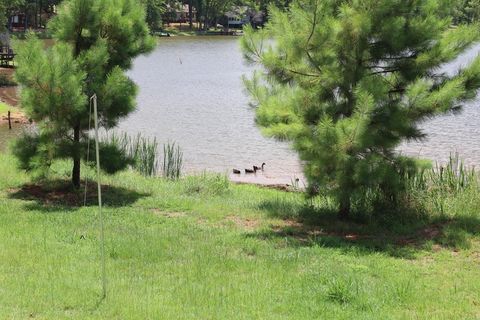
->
[338, 199, 350, 220]
[72, 125, 81, 189]
[188, 0, 193, 30]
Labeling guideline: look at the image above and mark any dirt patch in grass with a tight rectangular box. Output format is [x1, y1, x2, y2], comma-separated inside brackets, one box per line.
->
[253, 216, 474, 256]
[395, 223, 446, 246]
[224, 215, 261, 231]
[0, 86, 20, 107]
[0, 68, 26, 125]
[0, 109, 29, 125]
[270, 219, 373, 243]
[151, 209, 187, 218]
[0, 68, 19, 106]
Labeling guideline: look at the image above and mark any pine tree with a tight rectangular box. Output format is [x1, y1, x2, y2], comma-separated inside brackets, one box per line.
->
[242, 0, 480, 219]
[14, 0, 155, 188]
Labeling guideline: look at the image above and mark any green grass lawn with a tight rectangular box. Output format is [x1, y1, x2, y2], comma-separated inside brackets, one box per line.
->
[0, 152, 479, 319]
[0, 102, 10, 113]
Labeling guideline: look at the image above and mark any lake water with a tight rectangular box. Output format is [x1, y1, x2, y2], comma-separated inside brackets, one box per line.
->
[2, 38, 480, 183]
[121, 36, 303, 185]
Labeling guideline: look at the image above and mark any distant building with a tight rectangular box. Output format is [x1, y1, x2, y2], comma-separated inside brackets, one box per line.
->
[8, 13, 28, 31]
[7, 5, 57, 31]
[222, 6, 265, 29]
[223, 7, 250, 29]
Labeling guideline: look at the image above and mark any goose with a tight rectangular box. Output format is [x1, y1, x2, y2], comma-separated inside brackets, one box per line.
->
[245, 168, 256, 174]
[253, 163, 266, 171]
[233, 169, 241, 174]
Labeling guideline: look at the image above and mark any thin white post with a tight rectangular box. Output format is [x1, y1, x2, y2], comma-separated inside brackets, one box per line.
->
[92, 94, 107, 298]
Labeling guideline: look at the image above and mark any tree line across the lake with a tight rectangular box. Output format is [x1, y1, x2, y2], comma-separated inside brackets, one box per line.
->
[6, 0, 480, 221]
[2, 1, 480, 33]
[0, 0, 293, 32]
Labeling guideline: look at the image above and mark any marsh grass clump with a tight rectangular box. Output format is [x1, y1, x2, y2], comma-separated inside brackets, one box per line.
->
[103, 134, 185, 180]
[325, 277, 357, 305]
[104, 132, 160, 177]
[135, 136, 160, 177]
[162, 142, 183, 180]
[405, 154, 479, 217]
[429, 153, 477, 194]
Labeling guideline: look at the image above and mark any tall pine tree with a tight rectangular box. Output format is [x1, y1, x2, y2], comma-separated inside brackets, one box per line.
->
[242, 0, 480, 219]
[14, 0, 155, 187]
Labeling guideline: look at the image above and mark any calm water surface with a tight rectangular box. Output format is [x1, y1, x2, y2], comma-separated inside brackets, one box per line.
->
[122, 37, 303, 185]
[399, 44, 480, 167]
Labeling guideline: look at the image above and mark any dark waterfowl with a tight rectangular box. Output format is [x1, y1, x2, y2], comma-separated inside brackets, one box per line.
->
[233, 169, 241, 174]
[253, 163, 266, 171]
[245, 168, 256, 174]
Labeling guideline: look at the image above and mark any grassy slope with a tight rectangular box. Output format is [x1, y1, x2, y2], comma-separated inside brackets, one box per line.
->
[0, 153, 479, 319]
[0, 102, 10, 113]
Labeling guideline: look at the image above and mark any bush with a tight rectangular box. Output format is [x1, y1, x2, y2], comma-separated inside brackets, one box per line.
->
[104, 132, 160, 177]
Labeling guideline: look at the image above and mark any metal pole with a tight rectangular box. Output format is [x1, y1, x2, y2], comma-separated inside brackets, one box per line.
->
[92, 94, 107, 298]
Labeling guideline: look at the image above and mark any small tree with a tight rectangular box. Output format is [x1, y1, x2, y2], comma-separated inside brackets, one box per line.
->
[14, 0, 155, 188]
[242, 0, 480, 219]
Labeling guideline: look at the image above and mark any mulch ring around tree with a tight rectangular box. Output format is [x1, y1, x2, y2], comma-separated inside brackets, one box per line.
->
[9, 181, 148, 208]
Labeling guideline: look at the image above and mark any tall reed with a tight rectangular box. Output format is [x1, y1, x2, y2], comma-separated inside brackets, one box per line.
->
[104, 132, 160, 177]
[162, 142, 183, 180]
[407, 153, 478, 194]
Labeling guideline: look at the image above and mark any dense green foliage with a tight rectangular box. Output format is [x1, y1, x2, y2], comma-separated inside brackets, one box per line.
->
[0, 0, 24, 30]
[14, 0, 155, 187]
[142, 0, 165, 31]
[453, 0, 480, 23]
[242, 0, 480, 219]
[1, 152, 480, 318]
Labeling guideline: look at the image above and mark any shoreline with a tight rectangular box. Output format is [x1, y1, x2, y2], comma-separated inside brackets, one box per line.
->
[0, 68, 29, 125]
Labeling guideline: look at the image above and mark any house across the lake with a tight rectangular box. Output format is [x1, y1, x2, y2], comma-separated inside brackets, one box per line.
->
[8, 13, 28, 31]
[223, 7, 250, 29]
[222, 7, 265, 29]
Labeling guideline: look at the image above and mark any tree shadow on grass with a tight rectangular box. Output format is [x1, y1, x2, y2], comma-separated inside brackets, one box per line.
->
[8, 179, 150, 211]
[249, 199, 480, 259]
